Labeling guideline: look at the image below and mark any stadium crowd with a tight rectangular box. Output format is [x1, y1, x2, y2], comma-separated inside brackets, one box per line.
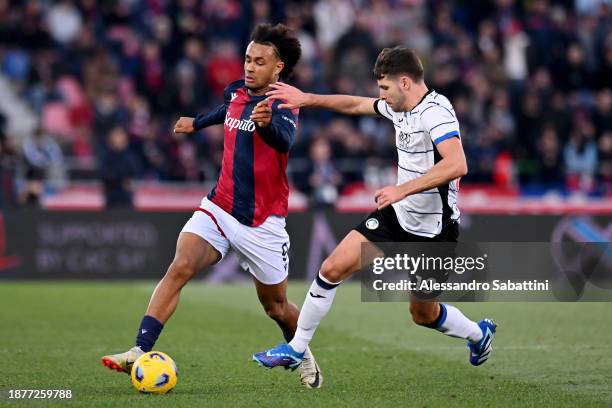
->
[0, 0, 610, 207]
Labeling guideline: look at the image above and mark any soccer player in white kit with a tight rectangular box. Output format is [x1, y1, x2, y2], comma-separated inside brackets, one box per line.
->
[254, 46, 497, 372]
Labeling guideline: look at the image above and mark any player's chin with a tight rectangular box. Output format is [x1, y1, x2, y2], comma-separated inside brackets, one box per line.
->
[244, 79, 261, 89]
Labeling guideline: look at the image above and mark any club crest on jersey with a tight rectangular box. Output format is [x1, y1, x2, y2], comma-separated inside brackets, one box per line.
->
[398, 131, 411, 149]
[365, 218, 379, 230]
[225, 113, 256, 132]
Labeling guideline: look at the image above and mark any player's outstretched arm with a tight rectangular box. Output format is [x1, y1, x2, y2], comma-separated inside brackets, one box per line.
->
[174, 104, 227, 134]
[375, 137, 467, 209]
[266, 82, 377, 116]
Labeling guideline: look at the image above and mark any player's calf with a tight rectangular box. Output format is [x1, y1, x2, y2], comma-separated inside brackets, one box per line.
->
[409, 301, 440, 326]
[262, 299, 299, 344]
[262, 299, 292, 325]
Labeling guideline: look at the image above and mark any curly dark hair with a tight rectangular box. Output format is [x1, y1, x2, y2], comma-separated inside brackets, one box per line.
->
[250, 23, 301, 80]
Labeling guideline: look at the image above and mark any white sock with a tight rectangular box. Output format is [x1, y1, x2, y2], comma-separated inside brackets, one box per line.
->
[289, 272, 340, 353]
[434, 304, 483, 343]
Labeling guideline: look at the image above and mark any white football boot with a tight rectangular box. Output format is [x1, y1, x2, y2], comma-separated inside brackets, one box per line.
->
[101, 346, 144, 374]
[298, 346, 323, 389]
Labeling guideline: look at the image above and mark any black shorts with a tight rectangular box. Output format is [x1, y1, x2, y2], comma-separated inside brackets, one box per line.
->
[356, 205, 459, 300]
[354, 205, 459, 243]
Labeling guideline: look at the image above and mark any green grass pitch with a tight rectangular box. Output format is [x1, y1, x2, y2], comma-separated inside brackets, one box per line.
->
[1, 282, 612, 407]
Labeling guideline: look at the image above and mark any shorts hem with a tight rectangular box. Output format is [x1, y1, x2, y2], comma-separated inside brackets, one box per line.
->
[245, 268, 288, 285]
[179, 229, 228, 262]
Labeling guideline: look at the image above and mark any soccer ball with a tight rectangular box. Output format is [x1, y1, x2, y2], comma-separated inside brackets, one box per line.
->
[130, 351, 178, 394]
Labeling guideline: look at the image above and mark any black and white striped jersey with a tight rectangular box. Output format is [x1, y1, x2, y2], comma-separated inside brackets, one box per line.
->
[373, 89, 461, 238]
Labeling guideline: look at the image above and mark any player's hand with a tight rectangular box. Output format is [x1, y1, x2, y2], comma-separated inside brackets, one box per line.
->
[250, 99, 272, 127]
[174, 117, 195, 134]
[374, 185, 406, 210]
[266, 82, 309, 109]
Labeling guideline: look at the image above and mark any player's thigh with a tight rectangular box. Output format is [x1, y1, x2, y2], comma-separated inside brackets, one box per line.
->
[321, 229, 377, 282]
[173, 232, 222, 272]
[233, 216, 290, 285]
[173, 208, 232, 273]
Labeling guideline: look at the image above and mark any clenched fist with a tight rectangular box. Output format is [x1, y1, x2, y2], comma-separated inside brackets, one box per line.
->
[174, 117, 195, 134]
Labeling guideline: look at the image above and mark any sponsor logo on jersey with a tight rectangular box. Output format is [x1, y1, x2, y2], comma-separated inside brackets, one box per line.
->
[365, 218, 379, 230]
[225, 113, 256, 132]
[281, 115, 296, 128]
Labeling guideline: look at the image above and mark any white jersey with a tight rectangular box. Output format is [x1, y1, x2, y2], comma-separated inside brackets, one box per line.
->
[373, 90, 461, 238]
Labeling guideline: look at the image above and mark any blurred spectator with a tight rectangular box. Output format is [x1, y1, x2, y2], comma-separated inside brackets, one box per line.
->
[100, 127, 140, 208]
[46, 0, 82, 45]
[594, 37, 612, 89]
[19, 127, 66, 206]
[206, 40, 243, 99]
[305, 138, 341, 207]
[0, 119, 18, 208]
[137, 42, 166, 112]
[598, 131, 612, 195]
[554, 43, 592, 92]
[313, 0, 354, 51]
[536, 124, 564, 187]
[564, 124, 598, 192]
[597, 130, 612, 196]
[594, 89, 612, 136]
[136, 119, 167, 180]
[503, 21, 530, 84]
[164, 131, 202, 182]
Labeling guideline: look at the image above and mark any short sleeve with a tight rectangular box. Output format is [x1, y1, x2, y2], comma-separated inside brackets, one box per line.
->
[373, 99, 395, 121]
[420, 104, 460, 145]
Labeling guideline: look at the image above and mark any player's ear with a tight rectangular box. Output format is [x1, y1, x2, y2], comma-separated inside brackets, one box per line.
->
[400, 76, 411, 91]
[274, 61, 284, 77]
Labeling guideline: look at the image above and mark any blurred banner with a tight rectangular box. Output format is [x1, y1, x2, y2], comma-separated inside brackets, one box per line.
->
[0, 211, 610, 281]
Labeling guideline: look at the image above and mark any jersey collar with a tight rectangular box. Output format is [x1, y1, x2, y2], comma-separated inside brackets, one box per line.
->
[411, 88, 434, 112]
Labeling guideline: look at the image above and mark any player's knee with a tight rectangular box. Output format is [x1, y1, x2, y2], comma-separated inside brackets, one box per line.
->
[167, 257, 197, 283]
[410, 303, 438, 326]
[320, 257, 344, 283]
[263, 301, 286, 322]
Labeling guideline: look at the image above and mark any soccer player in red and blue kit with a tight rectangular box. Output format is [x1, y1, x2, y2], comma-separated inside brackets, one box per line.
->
[101, 24, 323, 389]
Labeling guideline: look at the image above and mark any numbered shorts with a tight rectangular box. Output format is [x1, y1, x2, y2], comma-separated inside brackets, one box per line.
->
[181, 198, 290, 285]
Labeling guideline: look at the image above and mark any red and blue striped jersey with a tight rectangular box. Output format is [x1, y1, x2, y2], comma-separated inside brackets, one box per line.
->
[193, 80, 298, 227]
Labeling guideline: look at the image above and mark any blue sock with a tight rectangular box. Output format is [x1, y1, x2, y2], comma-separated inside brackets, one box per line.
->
[135, 315, 164, 352]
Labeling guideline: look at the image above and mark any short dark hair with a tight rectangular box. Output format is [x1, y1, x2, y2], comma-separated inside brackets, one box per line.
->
[250, 23, 301, 79]
[373, 47, 424, 81]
